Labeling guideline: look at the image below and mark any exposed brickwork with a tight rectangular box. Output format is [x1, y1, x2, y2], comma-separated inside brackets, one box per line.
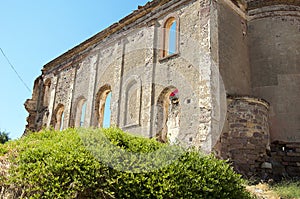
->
[215, 96, 270, 178]
[270, 141, 300, 180]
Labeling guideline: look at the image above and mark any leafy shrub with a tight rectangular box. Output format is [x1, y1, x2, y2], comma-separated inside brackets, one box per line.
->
[1, 128, 251, 198]
[5, 128, 111, 198]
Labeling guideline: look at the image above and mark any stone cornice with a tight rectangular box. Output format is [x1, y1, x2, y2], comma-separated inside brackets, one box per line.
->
[245, 0, 300, 11]
[224, 0, 300, 20]
[231, 0, 300, 11]
[227, 95, 270, 109]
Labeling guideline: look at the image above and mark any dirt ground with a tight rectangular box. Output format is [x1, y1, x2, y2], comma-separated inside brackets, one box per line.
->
[246, 183, 280, 199]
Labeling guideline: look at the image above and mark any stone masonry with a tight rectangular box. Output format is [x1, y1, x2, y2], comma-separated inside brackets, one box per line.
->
[214, 96, 270, 178]
[24, 0, 300, 179]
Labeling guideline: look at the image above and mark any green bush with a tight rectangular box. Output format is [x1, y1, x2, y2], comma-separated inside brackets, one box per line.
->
[1, 128, 251, 198]
[4, 128, 111, 198]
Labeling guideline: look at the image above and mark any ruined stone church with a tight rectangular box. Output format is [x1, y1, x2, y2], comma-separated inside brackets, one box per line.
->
[25, 0, 300, 178]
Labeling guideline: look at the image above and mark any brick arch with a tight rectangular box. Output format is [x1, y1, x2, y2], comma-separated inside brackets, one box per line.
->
[94, 84, 111, 127]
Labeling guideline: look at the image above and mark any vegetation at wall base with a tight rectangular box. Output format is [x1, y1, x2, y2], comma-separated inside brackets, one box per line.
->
[271, 180, 300, 199]
[0, 128, 252, 198]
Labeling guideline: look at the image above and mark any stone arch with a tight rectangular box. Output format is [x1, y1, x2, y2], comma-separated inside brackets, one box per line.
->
[95, 84, 111, 127]
[123, 76, 142, 127]
[74, 96, 87, 127]
[51, 104, 65, 131]
[161, 15, 179, 58]
[156, 86, 180, 143]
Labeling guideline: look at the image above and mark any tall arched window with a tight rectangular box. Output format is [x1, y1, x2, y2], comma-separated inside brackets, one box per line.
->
[95, 85, 111, 128]
[60, 112, 65, 131]
[103, 92, 111, 128]
[162, 17, 178, 58]
[53, 104, 64, 131]
[74, 97, 87, 127]
[156, 87, 180, 144]
[80, 102, 87, 127]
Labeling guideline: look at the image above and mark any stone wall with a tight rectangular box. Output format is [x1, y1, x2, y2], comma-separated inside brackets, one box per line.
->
[24, 0, 216, 150]
[248, 4, 300, 142]
[270, 141, 300, 180]
[215, 96, 270, 178]
[216, 0, 252, 96]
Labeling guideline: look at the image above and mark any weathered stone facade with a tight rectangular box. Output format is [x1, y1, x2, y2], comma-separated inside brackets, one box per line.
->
[24, 0, 300, 179]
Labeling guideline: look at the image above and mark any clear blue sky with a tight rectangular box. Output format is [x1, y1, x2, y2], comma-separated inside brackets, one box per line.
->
[0, 0, 149, 139]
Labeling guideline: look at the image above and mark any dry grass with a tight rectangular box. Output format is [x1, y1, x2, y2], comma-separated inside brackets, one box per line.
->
[247, 183, 280, 199]
[246, 180, 300, 199]
[272, 181, 300, 199]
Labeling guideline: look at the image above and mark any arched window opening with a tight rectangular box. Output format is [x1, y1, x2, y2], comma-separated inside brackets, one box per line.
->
[60, 112, 65, 131]
[95, 85, 111, 128]
[43, 79, 51, 107]
[74, 98, 87, 127]
[53, 104, 64, 131]
[103, 92, 111, 128]
[156, 87, 180, 144]
[163, 17, 178, 57]
[169, 21, 177, 55]
[80, 102, 87, 127]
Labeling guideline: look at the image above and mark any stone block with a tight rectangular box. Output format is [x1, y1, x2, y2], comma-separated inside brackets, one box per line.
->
[287, 152, 300, 157]
[286, 166, 300, 175]
[283, 156, 300, 162]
